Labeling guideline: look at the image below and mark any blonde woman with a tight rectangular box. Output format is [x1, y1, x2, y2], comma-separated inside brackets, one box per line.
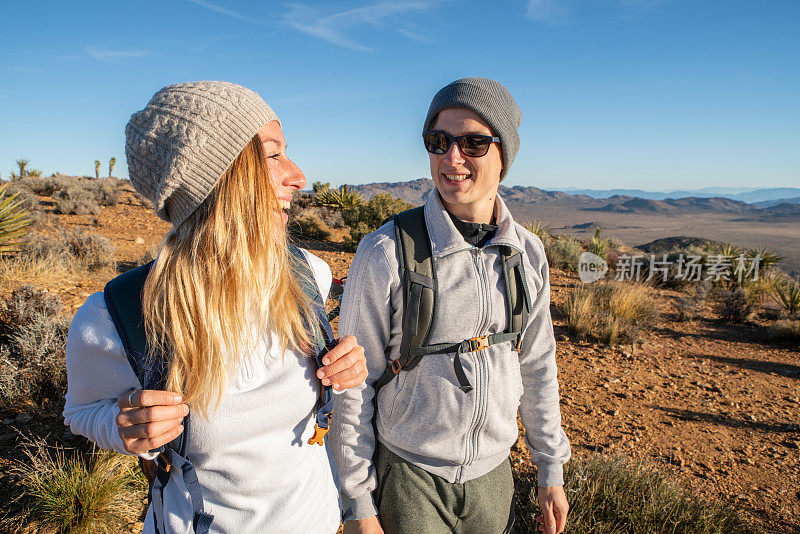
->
[63, 81, 367, 533]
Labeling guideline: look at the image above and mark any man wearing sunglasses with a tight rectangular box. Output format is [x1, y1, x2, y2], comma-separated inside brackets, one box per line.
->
[332, 77, 571, 534]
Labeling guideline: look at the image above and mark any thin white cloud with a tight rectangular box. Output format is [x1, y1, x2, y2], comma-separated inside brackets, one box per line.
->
[86, 46, 149, 62]
[186, 0, 270, 27]
[284, 1, 446, 51]
[526, 0, 668, 23]
[526, 0, 566, 23]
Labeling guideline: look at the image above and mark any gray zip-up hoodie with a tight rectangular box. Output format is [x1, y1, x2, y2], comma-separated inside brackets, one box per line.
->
[331, 192, 571, 520]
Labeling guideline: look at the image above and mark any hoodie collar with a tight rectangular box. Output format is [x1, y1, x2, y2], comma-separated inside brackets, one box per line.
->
[424, 190, 523, 259]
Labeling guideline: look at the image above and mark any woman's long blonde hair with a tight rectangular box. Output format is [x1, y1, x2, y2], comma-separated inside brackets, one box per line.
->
[142, 135, 314, 416]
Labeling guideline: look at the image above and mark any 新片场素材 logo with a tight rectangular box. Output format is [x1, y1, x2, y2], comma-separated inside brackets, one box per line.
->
[578, 252, 608, 283]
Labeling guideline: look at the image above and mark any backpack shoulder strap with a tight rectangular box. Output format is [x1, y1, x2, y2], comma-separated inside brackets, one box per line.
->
[374, 206, 437, 391]
[288, 245, 336, 445]
[103, 263, 186, 454]
[499, 245, 532, 347]
[103, 262, 166, 390]
[104, 262, 212, 533]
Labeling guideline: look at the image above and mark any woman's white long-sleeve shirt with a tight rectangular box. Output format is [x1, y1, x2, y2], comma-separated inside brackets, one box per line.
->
[63, 250, 340, 534]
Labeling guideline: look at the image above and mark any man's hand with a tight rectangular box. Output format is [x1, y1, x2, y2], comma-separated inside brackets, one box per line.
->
[536, 486, 568, 534]
[316, 335, 367, 390]
[116, 389, 188, 455]
[343, 516, 384, 534]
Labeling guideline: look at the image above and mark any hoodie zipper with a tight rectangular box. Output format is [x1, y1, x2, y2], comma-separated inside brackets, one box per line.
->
[456, 248, 492, 483]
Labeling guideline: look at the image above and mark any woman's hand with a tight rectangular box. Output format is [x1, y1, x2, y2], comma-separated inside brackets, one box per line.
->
[536, 485, 569, 534]
[316, 335, 367, 390]
[116, 389, 189, 455]
[343, 516, 384, 534]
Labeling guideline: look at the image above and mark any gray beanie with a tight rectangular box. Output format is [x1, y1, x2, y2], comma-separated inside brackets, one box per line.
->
[125, 81, 279, 227]
[423, 77, 522, 180]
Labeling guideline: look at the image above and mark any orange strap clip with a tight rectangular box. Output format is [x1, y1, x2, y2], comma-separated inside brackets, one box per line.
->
[467, 335, 490, 352]
[308, 424, 329, 446]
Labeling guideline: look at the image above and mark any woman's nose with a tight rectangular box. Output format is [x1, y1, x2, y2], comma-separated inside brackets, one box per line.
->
[284, 159, 306, 190]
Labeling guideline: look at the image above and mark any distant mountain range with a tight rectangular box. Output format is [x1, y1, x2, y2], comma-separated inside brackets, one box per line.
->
[348, 179, 800, 219]
[557, 187, 800, 204]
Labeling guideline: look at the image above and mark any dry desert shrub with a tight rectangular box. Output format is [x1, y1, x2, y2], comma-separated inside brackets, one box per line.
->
[290, 210, 333, 241]
[545, 236, 583, 272]
[11, 175, 123, 215]
[16, 229, 115, 274]
[561, 281, 659, 344]
[341, 193, 414, 250]
[764, 319, 800, 342]
[716, 288, 755, 323]
[0, 286, 68, 413]
[54, 185, 101, 215]
[513, 454, 752, 533]
[2, 437, 147, 534]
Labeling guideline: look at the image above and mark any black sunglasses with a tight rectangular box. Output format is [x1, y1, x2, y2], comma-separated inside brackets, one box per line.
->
[423, 131, 501, 158]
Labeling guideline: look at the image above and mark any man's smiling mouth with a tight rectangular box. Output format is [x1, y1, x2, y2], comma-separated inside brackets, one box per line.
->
[443, 173, 470, 182]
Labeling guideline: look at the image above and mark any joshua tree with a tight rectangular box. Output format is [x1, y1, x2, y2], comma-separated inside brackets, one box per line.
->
[108, 157, 116, 178]
[9, 159, 42, 180]
[10, 159, 29, 180]
[94, 160, 101, 179]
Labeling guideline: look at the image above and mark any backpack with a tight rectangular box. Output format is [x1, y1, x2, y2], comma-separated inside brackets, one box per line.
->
[373, 206, 532, 394]
[102, 245, 336, 534]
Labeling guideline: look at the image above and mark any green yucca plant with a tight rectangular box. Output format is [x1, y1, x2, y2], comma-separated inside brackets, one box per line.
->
[716, 242, 742, 258]
[0, 182, 32, 254]
[747, 247, 782, 270]
[589, 226, 610, 260]
[314, 184, 364, 210]
[768, 274, 800, 317]
[521, 219, 551, 243]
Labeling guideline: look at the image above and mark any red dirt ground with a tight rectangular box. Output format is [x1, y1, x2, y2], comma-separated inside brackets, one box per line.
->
[16, 188, 800, 532]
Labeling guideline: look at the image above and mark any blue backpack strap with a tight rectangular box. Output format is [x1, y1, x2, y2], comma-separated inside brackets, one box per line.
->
[288, 245, 336, 445]
[150, 448, 213, 534]
[103, 263, 211, 533]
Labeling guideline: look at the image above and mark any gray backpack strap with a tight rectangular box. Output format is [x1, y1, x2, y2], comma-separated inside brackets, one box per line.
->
[499, 245, 531, 348]
[374, 207, 437, 391]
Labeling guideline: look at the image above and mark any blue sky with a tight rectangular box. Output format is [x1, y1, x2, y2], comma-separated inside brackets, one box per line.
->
[1, 0, 798, 191]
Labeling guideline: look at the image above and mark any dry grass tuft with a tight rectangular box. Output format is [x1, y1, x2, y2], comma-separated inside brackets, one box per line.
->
[561, 281, 659, 344]
[0, 253, 69, 292]
[513, 454, 753, 533]
[2, 437, 147, 534]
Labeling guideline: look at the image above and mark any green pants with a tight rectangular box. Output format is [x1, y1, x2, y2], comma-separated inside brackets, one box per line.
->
[375, 442, 515, 534]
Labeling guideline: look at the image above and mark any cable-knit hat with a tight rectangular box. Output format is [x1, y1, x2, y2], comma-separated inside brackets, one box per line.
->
[125, 81, 278, 227]
[423, 77, 521, 181]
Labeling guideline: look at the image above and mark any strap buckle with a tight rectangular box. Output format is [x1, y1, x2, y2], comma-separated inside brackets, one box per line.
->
[467, 335, 490, 352]
[307, 424, 329, 446]
[155, 452, 171, 473]
[391, 359, 403, 374]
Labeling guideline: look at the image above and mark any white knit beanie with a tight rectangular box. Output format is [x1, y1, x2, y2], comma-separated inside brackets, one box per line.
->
[125, 81, 279, 227]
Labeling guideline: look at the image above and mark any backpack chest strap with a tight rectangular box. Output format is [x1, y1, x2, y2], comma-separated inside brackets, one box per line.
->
[375, 331, 522, 393]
